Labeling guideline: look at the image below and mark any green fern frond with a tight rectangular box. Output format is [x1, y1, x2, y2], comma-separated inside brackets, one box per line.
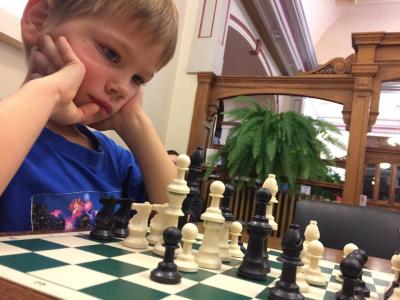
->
[212, 96, 345, 190]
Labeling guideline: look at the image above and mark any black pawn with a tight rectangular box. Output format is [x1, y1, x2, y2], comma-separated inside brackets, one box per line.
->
[237, 188, 272, 281]
[268, 224, 304, 300]
[336, 255, 363, 300]
[384, 250, 400, 300]
[349, 249, 370, 298]
[220, 184, 235, 222]
[150, 227, 182, 284]
[90, 197, 117, 241]
[112, 198, 134, 238]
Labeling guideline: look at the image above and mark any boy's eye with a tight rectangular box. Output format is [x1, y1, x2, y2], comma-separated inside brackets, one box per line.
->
[132, 75, 144, 85]
[100, 45, 120, 63]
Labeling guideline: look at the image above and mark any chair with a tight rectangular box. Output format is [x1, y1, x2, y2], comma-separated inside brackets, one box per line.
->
[293, 199, 400, 259]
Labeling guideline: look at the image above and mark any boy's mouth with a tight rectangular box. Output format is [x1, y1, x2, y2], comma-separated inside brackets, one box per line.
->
[88, 95, 112, 116]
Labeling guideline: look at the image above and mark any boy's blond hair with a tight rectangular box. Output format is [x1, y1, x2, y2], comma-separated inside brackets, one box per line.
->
[33, 0, 179, 69]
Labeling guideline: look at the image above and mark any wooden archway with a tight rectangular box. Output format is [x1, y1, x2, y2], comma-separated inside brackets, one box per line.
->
[187, 32, 400, 205]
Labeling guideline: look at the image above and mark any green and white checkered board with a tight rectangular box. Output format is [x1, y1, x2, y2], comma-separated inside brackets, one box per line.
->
[0, 231, 393, 300]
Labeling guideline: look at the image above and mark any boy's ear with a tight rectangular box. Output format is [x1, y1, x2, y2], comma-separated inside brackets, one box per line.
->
[21, 0, 53, 46]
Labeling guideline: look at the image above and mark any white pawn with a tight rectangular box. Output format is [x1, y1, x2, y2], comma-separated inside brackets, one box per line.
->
[335, 243, 358, 282]
[388, 287, 400, 300]
[305, 239, 326, 286]
[386, 252, 400, 295]
[195, 181, 225, 270]
[176, 223, 199, 273]
[296, 243, 310, 292]
[262, 174, 279, 231]
[303, 220, 320, 266]
[229, 221, 244, 258]
[146, 203, 168, 245]
[122, 202, 153, 249]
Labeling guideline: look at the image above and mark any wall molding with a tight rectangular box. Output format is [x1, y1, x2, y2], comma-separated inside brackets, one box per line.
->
[240, 0, 317, 75]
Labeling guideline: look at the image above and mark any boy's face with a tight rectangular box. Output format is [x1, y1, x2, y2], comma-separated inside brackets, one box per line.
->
[38, 16, 164, 124]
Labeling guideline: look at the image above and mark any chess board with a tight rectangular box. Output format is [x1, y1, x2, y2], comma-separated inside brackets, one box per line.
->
[0, 231, 393, 300]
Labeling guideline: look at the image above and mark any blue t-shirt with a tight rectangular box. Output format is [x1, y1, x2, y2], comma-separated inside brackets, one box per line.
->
[0, 125, 145, 232]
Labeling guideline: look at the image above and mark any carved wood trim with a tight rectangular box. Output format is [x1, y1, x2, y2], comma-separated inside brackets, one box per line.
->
[187, 32, 400, 207]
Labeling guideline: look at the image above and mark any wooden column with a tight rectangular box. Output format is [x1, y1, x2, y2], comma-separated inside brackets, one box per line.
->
[187, 73, 216, 154]
[343, 90, 371, 205]
[343, 33, 382, 205]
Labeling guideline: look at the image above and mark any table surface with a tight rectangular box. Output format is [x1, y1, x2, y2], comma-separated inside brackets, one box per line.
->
[0, 230, 393, 300]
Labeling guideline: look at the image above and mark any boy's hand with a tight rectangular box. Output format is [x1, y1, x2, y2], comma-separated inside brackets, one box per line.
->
[30, 35, 99, 125]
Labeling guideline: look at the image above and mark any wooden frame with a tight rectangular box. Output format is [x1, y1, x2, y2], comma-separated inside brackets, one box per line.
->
[187, 32, 400, 205]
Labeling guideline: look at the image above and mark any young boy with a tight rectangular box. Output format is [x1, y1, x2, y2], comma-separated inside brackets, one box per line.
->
[0, 0, 178, 232]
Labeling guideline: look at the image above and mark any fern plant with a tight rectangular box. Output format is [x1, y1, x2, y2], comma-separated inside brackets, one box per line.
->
[207, 97, 346, 189]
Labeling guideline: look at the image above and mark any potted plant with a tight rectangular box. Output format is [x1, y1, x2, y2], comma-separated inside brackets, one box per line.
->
[206, 97, 346, 190]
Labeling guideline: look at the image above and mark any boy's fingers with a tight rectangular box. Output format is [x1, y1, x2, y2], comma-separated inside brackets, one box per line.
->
[32, 50, 56, 76]
[40, 35, 64, 69]
[56, 36, 80, 64]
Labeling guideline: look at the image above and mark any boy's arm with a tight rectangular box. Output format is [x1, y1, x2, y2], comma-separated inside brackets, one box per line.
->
[0, 36, 97, 195]
[116, 110, 176, 205]
[0, 80, 60, 194]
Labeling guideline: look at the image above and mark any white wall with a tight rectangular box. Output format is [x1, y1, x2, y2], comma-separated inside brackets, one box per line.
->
[0, 8, 26, 97]
[301, 0, 348, 51]
[0, 42, 26, 97]
[164, 0, 200, 153]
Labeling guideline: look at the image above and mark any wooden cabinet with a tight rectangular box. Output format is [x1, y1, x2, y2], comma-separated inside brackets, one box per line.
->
[363, 163, 400, 210]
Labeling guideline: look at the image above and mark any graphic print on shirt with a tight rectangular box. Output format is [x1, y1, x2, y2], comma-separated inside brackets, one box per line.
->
[31, 191, 121, 231]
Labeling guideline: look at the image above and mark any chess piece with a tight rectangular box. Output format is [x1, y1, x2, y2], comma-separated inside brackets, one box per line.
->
[303, 220, 320, 266]
[296, 242, 310, 292]
[178, 147, 204, 228]
[388, 287, 400, 300]
[230, 221, 245, 258]
[350, 249, 370, 298]
[153, 154, 191, 256]
[219, 184, 235, 262]
[262, 174, 279, 231]
[237, 219, 247, 254]
[150, 227, 182, 284]
[146, 203, 168, 245]
[268, 224, 304, 300]
[90, 197, 118, 240]
[122, 202, 152, 249]
[304, 239, 326, 286]
[385, 251, 400, 300]
[176, 223, 199, 273]
[195, 180, 225, 270]
[336, 243, 358, 283]
[237, 188, 272, 281]
[112, 198, 134, 238]
[336, 255, 363, 300]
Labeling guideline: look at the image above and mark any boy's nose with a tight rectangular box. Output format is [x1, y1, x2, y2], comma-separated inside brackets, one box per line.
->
[105, 79, 131, 100]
